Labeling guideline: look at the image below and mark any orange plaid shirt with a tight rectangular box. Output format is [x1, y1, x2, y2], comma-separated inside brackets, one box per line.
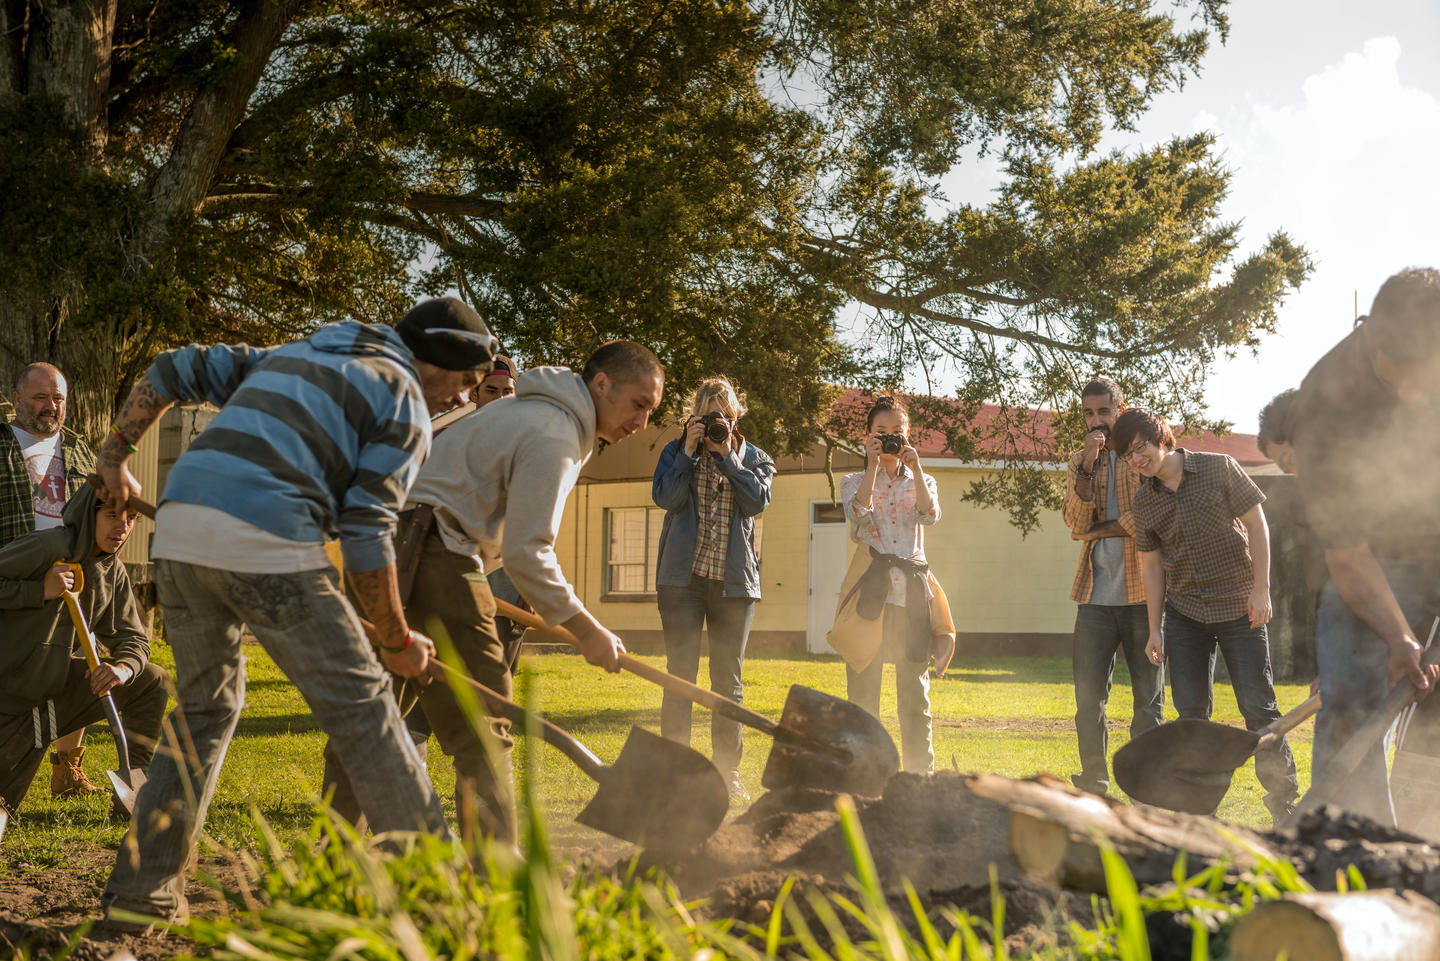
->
[1063, 448, 1145, 605]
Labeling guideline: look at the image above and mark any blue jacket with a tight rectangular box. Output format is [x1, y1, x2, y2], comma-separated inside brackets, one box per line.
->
[652, 437, 775, 599]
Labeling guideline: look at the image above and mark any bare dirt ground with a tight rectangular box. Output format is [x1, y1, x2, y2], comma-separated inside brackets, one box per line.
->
[0, 847, 232, 960]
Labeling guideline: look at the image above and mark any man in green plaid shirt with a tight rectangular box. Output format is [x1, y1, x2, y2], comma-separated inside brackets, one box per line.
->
[1, 362, 101, 798]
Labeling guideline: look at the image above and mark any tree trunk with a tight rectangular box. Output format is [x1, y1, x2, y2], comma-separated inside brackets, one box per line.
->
[1229, 890, 1440, 961]
[966, 773, 1283, 892]
[0, 292, 126, 446]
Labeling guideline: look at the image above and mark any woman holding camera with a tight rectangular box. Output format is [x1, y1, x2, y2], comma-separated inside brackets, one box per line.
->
[652, 377, 775, 802]
[829, 395, 944, 774]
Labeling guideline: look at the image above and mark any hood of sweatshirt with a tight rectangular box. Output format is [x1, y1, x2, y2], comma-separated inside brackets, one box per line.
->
[514, 367, 597, 452]
[59, 483, 108, 565]
[306, 321, 419, 378]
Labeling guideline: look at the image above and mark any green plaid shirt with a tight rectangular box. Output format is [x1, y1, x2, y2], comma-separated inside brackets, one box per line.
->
[690, 452, 734, 581]
[0, 421, 97, 548]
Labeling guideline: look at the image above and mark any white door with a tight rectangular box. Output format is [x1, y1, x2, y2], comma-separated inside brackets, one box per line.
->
[807, 501, 852, 653]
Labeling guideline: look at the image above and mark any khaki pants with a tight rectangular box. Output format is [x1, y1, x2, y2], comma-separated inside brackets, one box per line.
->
[845, 604, 933, 774]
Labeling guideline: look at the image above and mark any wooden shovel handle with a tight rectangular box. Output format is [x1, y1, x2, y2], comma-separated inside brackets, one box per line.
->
[1256, 692, 1322, 750]
[353, 615, 605, 782]
[1296, 622, 1440, 816]
[492, 597, 850, 761]
[87, 474, 157, 519]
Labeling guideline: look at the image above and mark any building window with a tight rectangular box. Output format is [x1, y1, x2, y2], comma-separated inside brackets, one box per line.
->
[604, 507, 666, 596]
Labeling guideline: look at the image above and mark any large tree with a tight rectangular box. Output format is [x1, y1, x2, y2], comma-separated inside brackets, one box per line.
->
[1, 0, 1307, 523]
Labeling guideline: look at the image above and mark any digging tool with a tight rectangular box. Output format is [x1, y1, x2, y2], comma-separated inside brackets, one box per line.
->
[355, 617, 727, 849]
[488, 594, 901, 796]
[54, 564, 147, 814]
[1290, 614, 1440, 822]
[1113, 693, 1321, 814]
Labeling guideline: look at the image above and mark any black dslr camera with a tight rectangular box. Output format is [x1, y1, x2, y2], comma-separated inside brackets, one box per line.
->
[879, 434, 905, 455]
[699, 411, 730, 444]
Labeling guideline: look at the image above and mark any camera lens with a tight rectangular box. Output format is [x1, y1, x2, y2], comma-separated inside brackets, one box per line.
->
[705, 419, 730, 444]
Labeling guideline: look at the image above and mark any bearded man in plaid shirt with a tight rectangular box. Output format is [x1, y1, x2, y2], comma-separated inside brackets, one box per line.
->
[1063, 377, 1163, 796]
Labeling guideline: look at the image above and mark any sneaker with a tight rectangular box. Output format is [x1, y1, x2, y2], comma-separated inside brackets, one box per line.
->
[51, 746, 105, 797]
[1070, 773, 1108, 796]
[727, 772, 750, 804]
[1266, 797, 1297, 830]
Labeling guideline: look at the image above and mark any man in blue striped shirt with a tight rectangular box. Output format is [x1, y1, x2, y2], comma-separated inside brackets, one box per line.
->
[97, 298, 496, 927]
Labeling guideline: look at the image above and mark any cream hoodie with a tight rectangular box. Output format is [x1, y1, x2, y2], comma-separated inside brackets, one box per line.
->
[406, 367, 595, 625]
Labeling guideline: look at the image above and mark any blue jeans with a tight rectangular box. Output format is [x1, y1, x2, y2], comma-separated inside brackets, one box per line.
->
[657, 576, 755, 775]
[1305, 560, 1438, 826]
[105, 560, 447, 919]
[1164, 604, 1298, 816]
[1072, 603, 1164, 791]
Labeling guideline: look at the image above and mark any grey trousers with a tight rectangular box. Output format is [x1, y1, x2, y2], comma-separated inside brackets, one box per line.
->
[847, 604, 933, 774]
[104, 560, 447, 918]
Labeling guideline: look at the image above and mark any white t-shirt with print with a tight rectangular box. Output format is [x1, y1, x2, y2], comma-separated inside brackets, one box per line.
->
[10, 424, 66, 530]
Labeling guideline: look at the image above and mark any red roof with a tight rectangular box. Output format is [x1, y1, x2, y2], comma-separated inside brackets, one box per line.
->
[831, 389, 1270, 467]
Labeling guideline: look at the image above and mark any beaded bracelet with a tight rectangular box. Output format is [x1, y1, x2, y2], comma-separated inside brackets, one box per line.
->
[109, 425, 138, 454]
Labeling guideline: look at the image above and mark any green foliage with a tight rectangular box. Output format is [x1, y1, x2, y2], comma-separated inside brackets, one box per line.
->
[5, 0, 1308, 513]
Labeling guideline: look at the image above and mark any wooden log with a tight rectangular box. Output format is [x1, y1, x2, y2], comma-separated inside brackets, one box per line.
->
[1228, 890, 1440, 961]
[966, 773, 1284, 892]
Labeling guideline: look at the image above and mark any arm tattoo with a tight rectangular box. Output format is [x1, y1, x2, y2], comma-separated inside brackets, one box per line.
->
[348, 566, 408, 644]
[98, 380, 174, 469]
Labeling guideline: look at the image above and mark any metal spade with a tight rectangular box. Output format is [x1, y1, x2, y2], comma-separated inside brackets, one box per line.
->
[55, 564, 148, 814]
[1113, 693, 1321, 814]
[430, 661, 728, 850]
[491, 596, 901, 797]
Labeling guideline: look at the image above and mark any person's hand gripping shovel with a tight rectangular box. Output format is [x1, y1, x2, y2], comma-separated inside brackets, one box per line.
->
[53, 562, 147, 815]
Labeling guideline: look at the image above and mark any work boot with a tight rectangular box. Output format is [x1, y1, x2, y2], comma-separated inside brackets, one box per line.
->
[51, 746, 104, 797]
[1265, 796, 1297, 830]
[727, 772, 750, 805]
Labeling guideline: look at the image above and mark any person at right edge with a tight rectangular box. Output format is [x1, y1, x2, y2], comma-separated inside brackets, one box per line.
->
[1290, 267, 1440, 826]
[651, 376, 775, 803]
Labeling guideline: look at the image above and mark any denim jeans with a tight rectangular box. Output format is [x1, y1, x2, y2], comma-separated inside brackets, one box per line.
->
[1072, 603, 1164, 791]
[847, 604, 933, 774]
[657, 576, 755, 776]
[105, 560, 447, 919]
[1304, 560, 1439, 826]
[1164, 604, 1298, 816]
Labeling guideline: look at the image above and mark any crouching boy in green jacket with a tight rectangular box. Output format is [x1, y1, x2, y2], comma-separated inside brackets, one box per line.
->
[0, 486, 168, 839]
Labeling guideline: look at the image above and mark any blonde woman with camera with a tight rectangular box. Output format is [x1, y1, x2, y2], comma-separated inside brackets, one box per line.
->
[651, 377, 775, 802]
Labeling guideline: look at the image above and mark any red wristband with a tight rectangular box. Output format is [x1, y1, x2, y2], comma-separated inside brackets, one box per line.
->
[380, 630, 416, 654]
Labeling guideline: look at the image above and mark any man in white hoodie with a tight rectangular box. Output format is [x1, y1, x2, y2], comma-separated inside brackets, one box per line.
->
[367, 340, 663, 839]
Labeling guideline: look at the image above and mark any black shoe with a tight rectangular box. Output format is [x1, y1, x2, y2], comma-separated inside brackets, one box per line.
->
[1070, 773, 1108, 796]
[727, 772, 751, 804]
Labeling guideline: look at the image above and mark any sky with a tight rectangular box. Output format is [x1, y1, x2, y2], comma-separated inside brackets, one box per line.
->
[913, 0, 1440, 432]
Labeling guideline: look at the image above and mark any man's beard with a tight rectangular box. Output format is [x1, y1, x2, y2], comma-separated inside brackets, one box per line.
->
[21, 411, 61, 436]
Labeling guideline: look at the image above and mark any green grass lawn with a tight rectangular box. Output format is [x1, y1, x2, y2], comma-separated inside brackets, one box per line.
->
[1, 644, 1314, 872]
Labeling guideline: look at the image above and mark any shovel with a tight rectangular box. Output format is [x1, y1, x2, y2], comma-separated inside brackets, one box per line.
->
[1113, 693, 1321, 814]
[354, 615, 727, 849]
[488, 595, 901, 797]
[428, 660, 728, 850]
[54, 563, 147, 814]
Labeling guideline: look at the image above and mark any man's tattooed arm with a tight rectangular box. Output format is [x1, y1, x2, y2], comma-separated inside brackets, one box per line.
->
[348, 565, 433, 679]
[96, 379, 175, 507]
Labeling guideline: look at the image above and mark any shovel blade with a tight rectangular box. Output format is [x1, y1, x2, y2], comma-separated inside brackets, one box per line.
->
[1114, 718, 1261, 814]
[761, 685, 899, 797]
[577, 726, 727, 852]
[107, 767, 147, 817]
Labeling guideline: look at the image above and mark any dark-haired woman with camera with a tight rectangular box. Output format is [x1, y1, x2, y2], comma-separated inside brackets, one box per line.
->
[651, 377, 775, 803]
[828, 395, 948, 774]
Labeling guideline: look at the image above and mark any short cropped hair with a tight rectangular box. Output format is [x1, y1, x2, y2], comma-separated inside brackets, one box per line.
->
[1257, 389, 1300, 452]
[1081, 377, 1123, 407]
[581, 341, 664, 386]
[14, 362, 65, 394]
[1112, 408, 1175, 457]
[688, 376, 747, 422]
[865, 394, 910, 432]
[1363, 267, 1440, 361]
